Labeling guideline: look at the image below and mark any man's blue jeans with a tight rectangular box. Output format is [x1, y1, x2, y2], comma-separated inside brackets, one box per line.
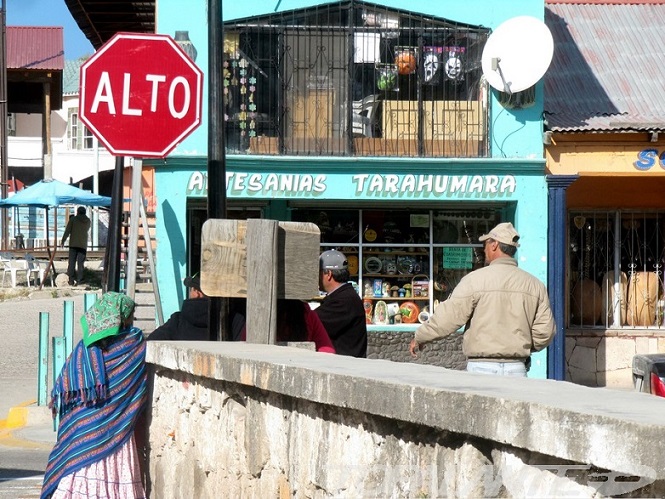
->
[466, 360, 527, 377]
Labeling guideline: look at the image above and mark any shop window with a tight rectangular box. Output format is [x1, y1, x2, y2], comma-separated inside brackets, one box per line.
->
[223, 3, 489, 158]
[569, 211, 665, 329]
[292, 207, 501, 326]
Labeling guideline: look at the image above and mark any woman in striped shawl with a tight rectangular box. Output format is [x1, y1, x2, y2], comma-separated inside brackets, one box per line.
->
[41, 292, 147, 499]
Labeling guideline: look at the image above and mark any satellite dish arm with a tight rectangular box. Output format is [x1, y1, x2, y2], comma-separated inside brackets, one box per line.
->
[492, 57, 512, 95]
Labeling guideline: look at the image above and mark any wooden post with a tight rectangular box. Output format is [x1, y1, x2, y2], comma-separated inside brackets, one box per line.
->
[246, 219, 278, 344]
[200, 219, 320, 343]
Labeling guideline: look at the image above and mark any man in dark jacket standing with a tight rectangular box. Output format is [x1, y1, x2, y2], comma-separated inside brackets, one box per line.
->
[147, 274, 209, 341]
[315, 250, 367, 357]
[60, 206, 91, 286]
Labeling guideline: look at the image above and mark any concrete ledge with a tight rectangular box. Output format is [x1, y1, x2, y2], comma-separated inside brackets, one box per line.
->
[147, 341, 665, 481]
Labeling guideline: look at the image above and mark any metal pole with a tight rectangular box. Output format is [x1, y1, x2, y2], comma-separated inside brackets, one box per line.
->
[92, 137, 100, 248]
[126, 158, 142, 300]
[0, 0, 8, 250]
[63, 300, 74, 356]
[208, 0, 228, 341]
[106, 156, 124, 292]
[38, 312, 49, 406]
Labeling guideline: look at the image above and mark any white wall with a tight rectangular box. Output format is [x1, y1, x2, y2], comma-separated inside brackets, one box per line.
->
[8, 94, 119, 184]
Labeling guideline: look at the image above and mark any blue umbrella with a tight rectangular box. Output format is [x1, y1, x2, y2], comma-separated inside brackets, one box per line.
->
[0, 178, 111, 208]
[0, 179, 112, 287]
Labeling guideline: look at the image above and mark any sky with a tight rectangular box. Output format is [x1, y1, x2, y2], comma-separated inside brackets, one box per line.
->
[6, 0, 94, 60]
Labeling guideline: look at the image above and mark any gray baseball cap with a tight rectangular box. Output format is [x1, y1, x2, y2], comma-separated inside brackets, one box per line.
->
[320, 249, 348, 270]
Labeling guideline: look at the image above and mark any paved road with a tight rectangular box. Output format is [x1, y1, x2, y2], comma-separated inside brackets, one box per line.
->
[0, 289, 88, 498]
[0, 259, 157, 497]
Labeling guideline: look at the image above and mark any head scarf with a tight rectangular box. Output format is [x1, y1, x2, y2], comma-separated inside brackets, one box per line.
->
[81, 292, 135, 347]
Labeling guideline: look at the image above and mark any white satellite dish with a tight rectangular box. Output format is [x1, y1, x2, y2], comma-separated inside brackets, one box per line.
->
[481, 16, 554, 94]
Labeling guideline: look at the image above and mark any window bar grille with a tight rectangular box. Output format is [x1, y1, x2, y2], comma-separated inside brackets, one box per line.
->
[224, 4, 489, 157]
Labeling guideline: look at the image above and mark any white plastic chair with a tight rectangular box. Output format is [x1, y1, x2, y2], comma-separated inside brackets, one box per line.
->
[24, 253, 50, 287]
[0, 252, 27, 288]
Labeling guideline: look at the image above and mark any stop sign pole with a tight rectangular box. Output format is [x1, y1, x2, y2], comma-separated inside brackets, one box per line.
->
[79, 33, 203, 293]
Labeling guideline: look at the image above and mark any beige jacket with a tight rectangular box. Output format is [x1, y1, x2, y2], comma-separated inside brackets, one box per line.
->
[415, 257, 555, 360]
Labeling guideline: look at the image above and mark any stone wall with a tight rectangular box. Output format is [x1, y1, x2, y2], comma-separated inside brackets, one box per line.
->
[146, 342, 665, 498]
[566, 330, 665, 389]
[368, 330, 466, 369]
[369, 328, 665, 390]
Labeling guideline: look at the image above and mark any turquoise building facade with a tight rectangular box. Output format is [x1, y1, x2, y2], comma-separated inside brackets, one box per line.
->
[148, 0, 551, 377]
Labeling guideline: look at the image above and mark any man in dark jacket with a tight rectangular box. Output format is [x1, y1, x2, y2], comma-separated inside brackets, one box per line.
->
[60, 206, 91, 286]
[147, 274, 209, 341]
[315, 250, 367, 357]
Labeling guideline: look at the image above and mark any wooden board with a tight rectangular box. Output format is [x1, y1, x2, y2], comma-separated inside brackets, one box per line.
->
[200, 219, 320, 299]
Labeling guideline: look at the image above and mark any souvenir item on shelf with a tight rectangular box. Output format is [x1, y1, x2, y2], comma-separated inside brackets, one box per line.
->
[398, 288, 406, 297]
[399, 301, 420, 323]
[402, 283, 412, 297]
[363, 279, 373, 297]
[365, 256, 382, 273]
[418, 306, 430, 324]
[443, 46, 465, 82]
[364, 227, 378, 242]
[601, 270, 627, 325]
[412, 274, 429, 298]
[382, 281, 391, 297]
[422, 47, 441, 85]
[395, 47, 417, 75]
[363, 299, 373, 324]
[373, 300, 389, 325]
[375, 64, 398, 92]
[373, 279, 383, 297]
[387, 302, 400, 317]
[397, 257, 414, 275]
[383, 221, 401, 243]
[390, 285, 399, 297]
[332, 221, 357, 240]
[385, 261, 397, 275]
[347, 255, 359, 275]
[627, 271, 658, 327]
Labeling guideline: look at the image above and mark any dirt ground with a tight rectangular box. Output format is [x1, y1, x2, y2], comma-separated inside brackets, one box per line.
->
[0, 258, 104, 302]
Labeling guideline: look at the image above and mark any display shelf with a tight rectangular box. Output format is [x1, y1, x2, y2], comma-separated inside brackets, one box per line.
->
[362, 296, 429, 301]
[364, 250, 428, 256]
[363, 273, 418, 281]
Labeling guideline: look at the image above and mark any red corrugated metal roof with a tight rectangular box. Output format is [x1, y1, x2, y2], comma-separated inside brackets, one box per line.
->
[6, 26, 64, 71]
[544, 3, 665, 132]
[547, 1, 665, 4]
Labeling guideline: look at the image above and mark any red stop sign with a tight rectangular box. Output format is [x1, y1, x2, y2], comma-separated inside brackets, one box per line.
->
[79, 33, 204, 158]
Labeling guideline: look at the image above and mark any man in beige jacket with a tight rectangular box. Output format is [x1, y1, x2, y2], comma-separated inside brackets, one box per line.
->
[60, 206, 91, 286]
[409, 222, 555, 377]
